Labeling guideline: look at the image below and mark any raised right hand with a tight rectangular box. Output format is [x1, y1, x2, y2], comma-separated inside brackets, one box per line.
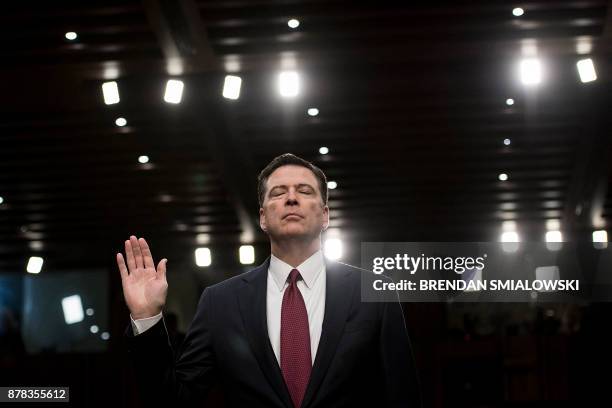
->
[116, 235, 168, 320]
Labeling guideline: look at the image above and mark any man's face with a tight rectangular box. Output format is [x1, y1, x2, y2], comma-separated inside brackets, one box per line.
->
[259, 165, 329, 242]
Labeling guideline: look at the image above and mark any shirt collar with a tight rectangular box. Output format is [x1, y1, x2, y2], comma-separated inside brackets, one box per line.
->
[269, 249, 325, 291]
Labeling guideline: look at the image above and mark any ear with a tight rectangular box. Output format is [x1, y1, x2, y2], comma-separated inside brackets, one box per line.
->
[259, 207, 267, 232]
[322, 205, 329, 231]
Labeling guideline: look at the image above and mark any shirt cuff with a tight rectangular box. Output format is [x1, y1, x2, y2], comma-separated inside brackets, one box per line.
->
[130, 312, 163, 335]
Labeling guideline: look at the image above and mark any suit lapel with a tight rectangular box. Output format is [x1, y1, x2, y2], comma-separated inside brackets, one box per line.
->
[237, 258, 293, 408]
[301, 261, 354, 408]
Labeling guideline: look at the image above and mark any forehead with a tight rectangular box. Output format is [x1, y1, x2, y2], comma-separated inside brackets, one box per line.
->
[266, 165, 318, 188]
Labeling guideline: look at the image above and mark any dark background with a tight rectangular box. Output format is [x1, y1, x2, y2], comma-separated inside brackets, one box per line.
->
[1, 1, 611, 406]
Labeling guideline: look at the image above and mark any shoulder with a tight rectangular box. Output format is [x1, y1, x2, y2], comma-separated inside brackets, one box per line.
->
[204, 260, 269, 295]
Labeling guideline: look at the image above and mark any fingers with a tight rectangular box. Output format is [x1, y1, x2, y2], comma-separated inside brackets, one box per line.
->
[129, 235, 144, 269]
[157, 258, 167, 281]
[116, 253, 128, 280]
[138, 237, 155, 269]
[122, 236, 162, 279]
[125, 239, 137, 273]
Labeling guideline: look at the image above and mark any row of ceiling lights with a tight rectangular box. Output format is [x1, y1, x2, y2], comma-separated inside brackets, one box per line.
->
[25, 239, 345, 275]
[22, 225, 609, 275]
[499, 217, 608, 253]
[96, 58, 597, 107]
[100, 72, 308, 104]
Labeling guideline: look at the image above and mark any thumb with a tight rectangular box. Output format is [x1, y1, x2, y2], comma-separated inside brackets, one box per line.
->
[157, 258, 167, 280]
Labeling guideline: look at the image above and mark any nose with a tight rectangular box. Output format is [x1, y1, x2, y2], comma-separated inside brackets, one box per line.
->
[285, 188, 299, 205]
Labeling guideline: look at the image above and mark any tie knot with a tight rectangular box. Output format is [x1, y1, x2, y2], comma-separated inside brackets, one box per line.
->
[288, 269, 302, 285]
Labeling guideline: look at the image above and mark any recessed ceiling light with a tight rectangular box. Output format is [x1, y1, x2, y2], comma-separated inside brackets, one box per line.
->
[222, 75, 242, 100]
[577, 58, 597, 83]
[195, 247, 212, 267]
[546, 230, 563, 243]
[520, 58, 542, 85]
[279, 71, 299, 97]
[164, 79, 184, 104]
[102, 81, 120, 105]
[61, 295, 83, 324]
[239, 245, 255, 265]
[500, 231, 520, 243]
[593, 230, 608, 243]
[324, 238, 343, 260]
[27, 256, 44, 274]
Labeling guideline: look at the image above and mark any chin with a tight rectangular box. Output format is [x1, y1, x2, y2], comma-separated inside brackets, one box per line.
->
[281, 227, 307, 237]
[271, 227, 311, 240]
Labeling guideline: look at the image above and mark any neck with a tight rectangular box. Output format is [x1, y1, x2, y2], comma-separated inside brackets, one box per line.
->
[270, 237, 321, 267]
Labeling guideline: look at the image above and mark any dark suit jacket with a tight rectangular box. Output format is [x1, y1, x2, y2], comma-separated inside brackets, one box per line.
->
[124, 257, 421, 407]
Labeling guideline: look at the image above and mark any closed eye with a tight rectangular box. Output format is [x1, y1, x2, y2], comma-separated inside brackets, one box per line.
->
[298, 185, 315, 194]
[269, 187, 287, 197]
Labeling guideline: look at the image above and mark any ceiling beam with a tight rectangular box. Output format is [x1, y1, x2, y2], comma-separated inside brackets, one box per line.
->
[142, 0, 260, 243]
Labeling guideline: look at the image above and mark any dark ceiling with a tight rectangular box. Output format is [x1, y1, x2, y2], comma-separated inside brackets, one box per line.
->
[1, 0, 611, 272]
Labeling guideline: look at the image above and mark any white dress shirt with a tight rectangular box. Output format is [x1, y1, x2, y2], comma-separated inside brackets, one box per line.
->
[131, 250, 327, 366]
[266, 250, 326, 365]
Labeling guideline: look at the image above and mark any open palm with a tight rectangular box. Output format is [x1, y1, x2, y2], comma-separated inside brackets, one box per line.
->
[116, 235, 168, 320]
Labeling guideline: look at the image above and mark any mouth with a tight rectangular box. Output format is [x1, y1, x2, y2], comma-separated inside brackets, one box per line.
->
[283, 213, 303, 220]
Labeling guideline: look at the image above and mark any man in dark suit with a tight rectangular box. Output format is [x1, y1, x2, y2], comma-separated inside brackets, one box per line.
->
[117, 153, 421, 407]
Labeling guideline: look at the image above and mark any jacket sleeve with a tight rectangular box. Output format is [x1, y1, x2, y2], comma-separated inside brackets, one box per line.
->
[379, 294, 422, 407]
[124, 286, 217, 406]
